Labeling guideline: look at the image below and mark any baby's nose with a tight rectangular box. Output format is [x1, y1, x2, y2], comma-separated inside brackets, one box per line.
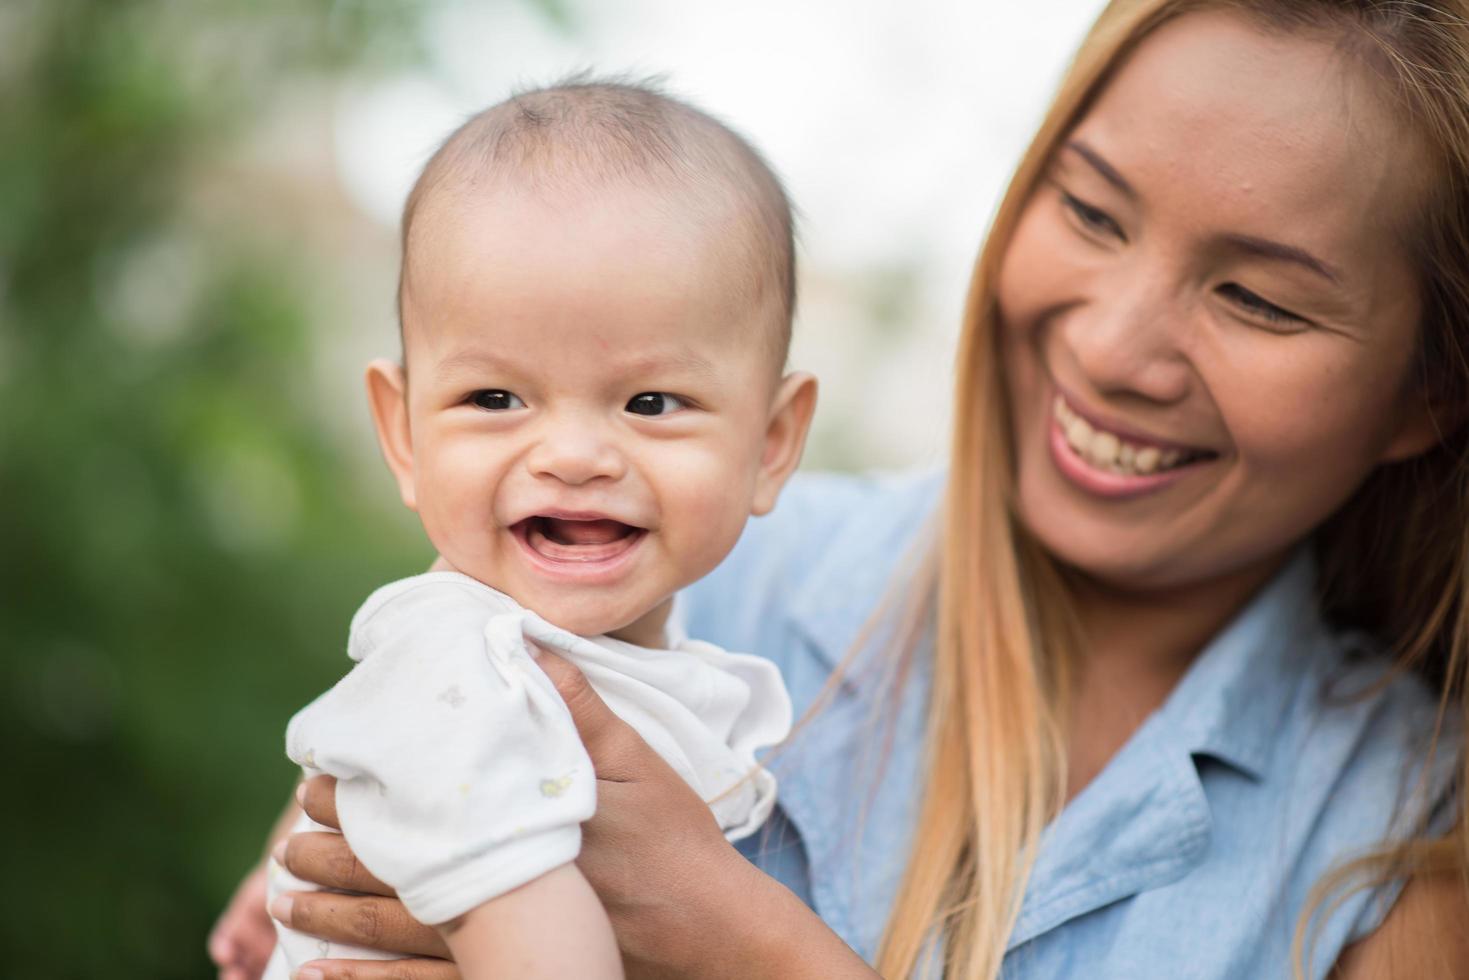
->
[525, 425, 627, 485]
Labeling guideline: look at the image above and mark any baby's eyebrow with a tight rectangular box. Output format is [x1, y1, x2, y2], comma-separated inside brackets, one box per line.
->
[429, 346, 722, 384]
[432, 348, 512, 383]
[620, 349, 719, 380]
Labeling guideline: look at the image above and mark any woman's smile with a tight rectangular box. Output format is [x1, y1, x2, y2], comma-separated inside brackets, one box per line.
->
[1047, 392, 1220, 499]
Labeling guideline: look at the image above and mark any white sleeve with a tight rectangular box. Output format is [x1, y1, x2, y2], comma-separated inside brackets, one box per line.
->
[285, 575, 595, 926]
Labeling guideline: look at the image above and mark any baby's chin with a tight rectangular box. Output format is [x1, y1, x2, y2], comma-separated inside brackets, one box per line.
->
[429, 552, 672, 641]
[534, 594, 671, 645]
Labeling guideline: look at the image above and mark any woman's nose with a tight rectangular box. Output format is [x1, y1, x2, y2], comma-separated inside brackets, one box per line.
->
[524, 422, 627, 486]
[1062, 270, 1194, 405]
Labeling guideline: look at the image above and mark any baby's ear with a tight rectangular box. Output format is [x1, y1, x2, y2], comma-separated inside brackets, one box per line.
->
[751, 371, 818, 516]
[365, 358, 418, 511]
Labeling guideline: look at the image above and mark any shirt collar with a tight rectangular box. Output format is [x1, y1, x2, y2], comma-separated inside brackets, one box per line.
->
[1159, 548, 1324, 781]
[792, 522, 1323, 782]
[1011, 551, 1326, 947]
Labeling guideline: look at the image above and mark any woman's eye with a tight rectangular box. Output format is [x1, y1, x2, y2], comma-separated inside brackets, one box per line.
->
[470, 389, 526, 411]
[1060, 191, 1126, 240]
[625, 392, 688, 417]
[1218, 284, 1308, 330]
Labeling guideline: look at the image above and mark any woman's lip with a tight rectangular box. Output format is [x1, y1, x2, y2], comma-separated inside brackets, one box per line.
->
[1048, 415, 1212, 499]
[511, 520, 646, 583]
[1053, 386, 1213, 455]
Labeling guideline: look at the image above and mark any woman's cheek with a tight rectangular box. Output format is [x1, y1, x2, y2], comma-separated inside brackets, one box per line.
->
[995, 212, 1072, 435]
[994, 221, 1043, 340]
[1214, 346, 1387, 478]
[997, 199, 1089, 328]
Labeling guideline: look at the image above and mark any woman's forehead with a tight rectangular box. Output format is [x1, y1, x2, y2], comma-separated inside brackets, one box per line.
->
[1070, 10, 1426, 243]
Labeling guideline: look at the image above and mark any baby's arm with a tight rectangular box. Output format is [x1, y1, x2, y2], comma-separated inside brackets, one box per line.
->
[286, 576, 614, 974]
[439, 863, 622, 980]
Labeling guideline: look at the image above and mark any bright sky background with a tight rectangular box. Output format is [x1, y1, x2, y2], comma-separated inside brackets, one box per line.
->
[330, 0, 1110, 468]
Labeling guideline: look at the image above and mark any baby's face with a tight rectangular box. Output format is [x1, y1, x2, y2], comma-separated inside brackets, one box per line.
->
[369, 184, 813, 645]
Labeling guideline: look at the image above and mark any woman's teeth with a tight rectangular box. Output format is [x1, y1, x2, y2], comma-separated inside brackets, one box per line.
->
[1054, 397, 1201, 476]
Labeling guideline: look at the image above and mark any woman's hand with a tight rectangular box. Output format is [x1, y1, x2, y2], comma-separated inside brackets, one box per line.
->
[534, 652, 874, 979]
[274, 654, 872, 979]
[534, 652, 750, 976]
[270, 779, 456, 979]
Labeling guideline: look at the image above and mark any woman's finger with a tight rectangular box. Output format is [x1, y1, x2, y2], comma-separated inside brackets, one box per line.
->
[270, 891, 451, 959]
[276, 832, 393, 896]
[296, 957, 459, 980]
[534, 652, 652, 783]
[300, 774, 340, 829]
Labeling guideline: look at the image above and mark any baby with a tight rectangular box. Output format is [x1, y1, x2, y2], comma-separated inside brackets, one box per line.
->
[261, 78, 817, 979]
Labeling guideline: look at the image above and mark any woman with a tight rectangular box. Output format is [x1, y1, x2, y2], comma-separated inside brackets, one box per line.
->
[226, 0, 1469, 976]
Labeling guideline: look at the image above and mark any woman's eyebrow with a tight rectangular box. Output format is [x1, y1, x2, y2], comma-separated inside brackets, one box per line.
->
[1218, 233, 1342, 285]
[1064, 139, 1342, 285]
[1065, 140, 1135, 198]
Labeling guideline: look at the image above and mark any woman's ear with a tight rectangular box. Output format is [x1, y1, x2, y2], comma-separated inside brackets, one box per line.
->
[365, 358, 418, 511]
[751, 372, 819, 517]
[1378, 389, 1463, 464]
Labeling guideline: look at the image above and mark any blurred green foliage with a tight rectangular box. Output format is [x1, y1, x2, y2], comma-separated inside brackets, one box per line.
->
[0, 1, 463, 976]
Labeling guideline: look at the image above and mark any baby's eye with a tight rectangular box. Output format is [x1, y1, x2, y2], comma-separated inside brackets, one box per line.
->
[470, 389, 526, 411]
[625, 392, 688, 417]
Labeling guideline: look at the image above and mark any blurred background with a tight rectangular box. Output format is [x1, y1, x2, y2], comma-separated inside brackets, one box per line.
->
[1, 0, 1105, 975]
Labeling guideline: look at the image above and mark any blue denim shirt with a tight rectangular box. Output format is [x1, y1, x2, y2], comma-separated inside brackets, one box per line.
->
[680, 471, 1459, 979]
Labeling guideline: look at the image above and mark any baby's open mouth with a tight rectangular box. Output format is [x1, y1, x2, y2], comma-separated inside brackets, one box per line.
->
[514, 515, 646, 563]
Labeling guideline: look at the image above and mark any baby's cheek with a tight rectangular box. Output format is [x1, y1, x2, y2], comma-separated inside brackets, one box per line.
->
[658, 451, 757, 577]
[415, 451, 499, 553]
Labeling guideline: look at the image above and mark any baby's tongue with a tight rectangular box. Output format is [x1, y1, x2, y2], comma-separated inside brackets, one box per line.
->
[542, 518, 627, 546]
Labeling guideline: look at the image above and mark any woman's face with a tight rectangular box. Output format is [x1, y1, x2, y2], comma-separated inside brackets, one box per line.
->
[999, 10, 1437, 593]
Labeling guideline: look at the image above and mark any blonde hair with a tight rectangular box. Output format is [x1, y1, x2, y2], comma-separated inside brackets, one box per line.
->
[875, 2, 1469, 977]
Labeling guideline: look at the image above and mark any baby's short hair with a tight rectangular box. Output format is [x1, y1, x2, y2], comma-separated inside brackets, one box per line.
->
[398, 74, 797, 368]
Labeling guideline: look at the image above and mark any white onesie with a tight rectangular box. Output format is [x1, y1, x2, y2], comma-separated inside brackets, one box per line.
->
[264, 572, 791, 977]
